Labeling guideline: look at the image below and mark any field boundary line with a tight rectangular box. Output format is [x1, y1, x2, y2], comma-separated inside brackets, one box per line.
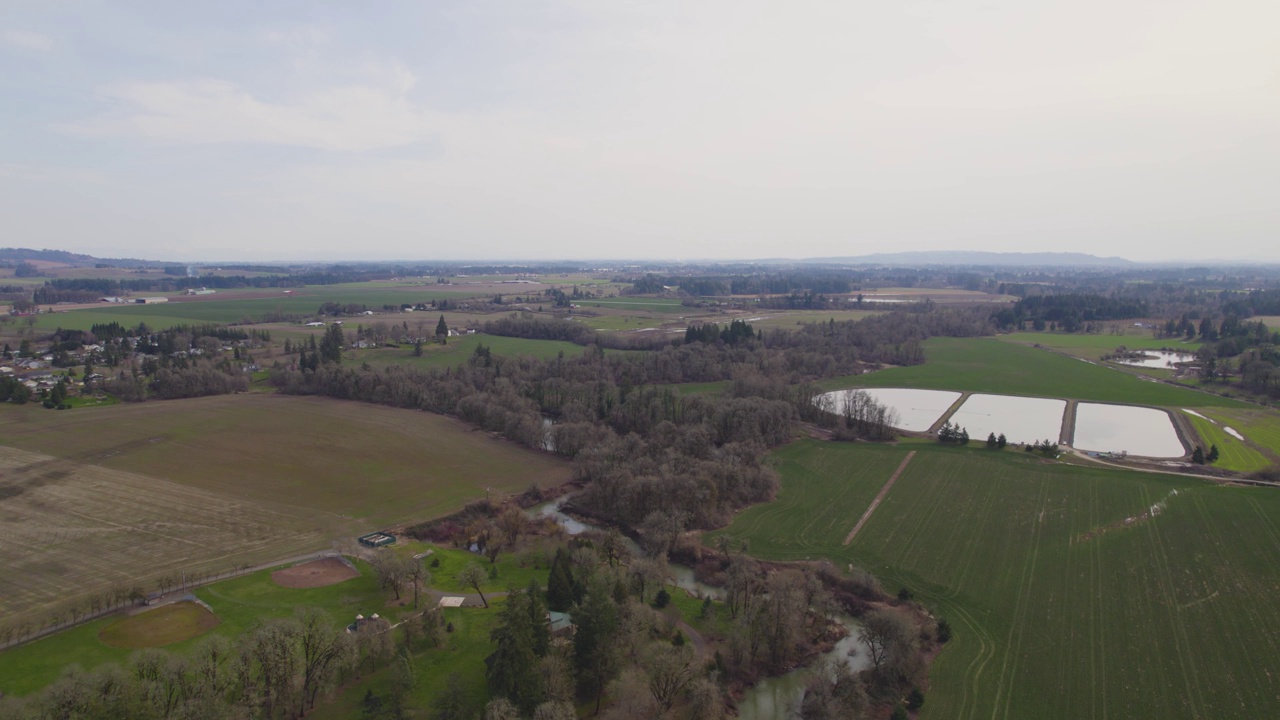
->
[843, 450, 916, 545]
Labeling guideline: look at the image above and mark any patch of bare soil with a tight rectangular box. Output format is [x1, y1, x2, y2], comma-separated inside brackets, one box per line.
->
[271, 557, 358, 589]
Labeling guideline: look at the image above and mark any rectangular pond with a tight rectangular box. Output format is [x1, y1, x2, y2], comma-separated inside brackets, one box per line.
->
[1073, 403, 1186, 458]
[816, 388, 959, 432]
[947, 394, 1066, 446]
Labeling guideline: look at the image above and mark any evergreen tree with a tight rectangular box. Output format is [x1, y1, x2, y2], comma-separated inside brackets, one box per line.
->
[319, 324, 344, 365]
[1192, 445, 1206, 464]
[986, 432, 998, 449]
[547, 549, 575, 612]
[997, 433, 1007, 449]
[487, 587, 543, 715]
[436, 315, 449, 344]
[1207, 444, 1220, 463]
[572, 580, 620, 714]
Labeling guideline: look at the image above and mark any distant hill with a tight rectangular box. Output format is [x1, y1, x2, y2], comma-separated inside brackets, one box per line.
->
[807, 251, 1135, 267]
[0, 248, 164, 268]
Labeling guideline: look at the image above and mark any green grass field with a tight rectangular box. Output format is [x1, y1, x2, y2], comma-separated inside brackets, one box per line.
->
[999, 331, 1201, 351]
[1181, 412, 1274, 473]
[580, 298, 689, 313]
[357, 333, 592, 369]
[1200, 408, 1280, 466]
[98, 601, 221, 649]
[820, 337, 1248, 408]
[710, 440, 1280, 720]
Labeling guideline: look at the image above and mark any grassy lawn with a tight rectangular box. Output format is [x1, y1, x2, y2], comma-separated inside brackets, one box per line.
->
[98, 601, 221, 649]
[1180, 412, 1274, 473]
[818, 337, 1249, 408]
[711, 440, 1280, 720]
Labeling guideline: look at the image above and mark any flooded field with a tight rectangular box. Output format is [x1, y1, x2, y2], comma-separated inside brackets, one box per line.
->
[1114, 350, 1196, 369]
[816, 388, 959, 432]
[1073, 403, 1186, 457]
[948, 394, 1066, 445]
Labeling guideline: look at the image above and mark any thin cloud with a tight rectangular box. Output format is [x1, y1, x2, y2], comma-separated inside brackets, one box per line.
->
[2, 29, 54, 52]
[60, 77, 439, 152]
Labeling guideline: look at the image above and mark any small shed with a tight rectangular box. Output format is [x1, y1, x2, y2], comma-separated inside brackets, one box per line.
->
[358, 531, 396, 548]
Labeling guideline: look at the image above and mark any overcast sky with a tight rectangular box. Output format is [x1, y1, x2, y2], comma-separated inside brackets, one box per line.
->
[2, 1, 1277, 263]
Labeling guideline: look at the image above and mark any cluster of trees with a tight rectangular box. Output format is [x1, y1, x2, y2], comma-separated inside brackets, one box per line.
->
[985, 432, 1008, 449]
[1025, 440, 1060, 457]
[0, 605, 446, 720]
[1191, 444, 1220, 465]
[814, 389, 899, 441]
[0, 375, 32, 404]
[937, 422, 969, 444]
[683, 320, 756, 345]
[993, 294, 1150, 332]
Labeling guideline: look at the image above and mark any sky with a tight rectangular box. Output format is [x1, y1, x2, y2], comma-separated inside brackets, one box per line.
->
[1, 0, 1277, 263]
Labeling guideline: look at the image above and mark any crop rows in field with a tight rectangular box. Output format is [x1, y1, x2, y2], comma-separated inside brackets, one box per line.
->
[713, 441, 1280, 720]
[0, 395, 572, 628]
[0, 445, 328, 626]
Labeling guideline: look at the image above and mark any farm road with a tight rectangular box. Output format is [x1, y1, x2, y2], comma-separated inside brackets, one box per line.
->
[844, 450, 916, 545]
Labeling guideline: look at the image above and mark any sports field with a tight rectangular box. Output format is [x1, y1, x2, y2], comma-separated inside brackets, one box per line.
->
[711, 440, 1280, 720]
[820, 337, 1248, 408]
[0, 395, 570, 626]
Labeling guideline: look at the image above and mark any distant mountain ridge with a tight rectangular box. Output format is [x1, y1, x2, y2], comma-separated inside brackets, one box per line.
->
[0, 247, 166, 268]
[807, 251, 1135, 267]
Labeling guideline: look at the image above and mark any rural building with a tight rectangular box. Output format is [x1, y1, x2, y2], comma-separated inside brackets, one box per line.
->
[185, 288, 216, 295]
[135, 297, 169, 304]
[98, 296, 126, 303]
[548, 611, 574, 636]
[358, 531, 396, 548]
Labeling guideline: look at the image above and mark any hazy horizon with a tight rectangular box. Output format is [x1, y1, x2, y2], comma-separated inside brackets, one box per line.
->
[3, 1, 1277, 263]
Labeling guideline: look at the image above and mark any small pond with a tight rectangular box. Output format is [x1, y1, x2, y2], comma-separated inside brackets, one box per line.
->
[1072, 403, 1185, 457]
[947, 394, 1066, 446]
[1113, 351, 1196, 369]
[816, 388, 960, 432]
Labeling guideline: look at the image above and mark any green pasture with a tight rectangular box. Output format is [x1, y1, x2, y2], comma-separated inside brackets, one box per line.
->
[356, 333, 593, 369]
[999, 331, 1201, 353]
[819, 337, 1248, 408]
[1201, 408, 1280, 466]
[31, 282, 552, 331]
[1181, 412, 1273, 473]
[581, 298, 688, 314]
[576, 314, 666, 331]
[711, 440, 1280, 720]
